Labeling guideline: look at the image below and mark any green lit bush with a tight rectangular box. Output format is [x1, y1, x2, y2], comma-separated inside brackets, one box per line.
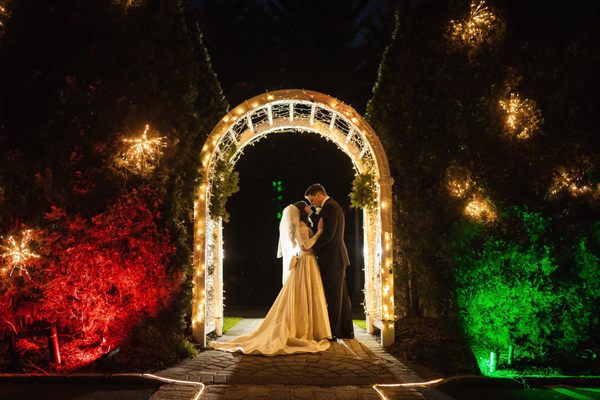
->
[452, 208, 599, 373]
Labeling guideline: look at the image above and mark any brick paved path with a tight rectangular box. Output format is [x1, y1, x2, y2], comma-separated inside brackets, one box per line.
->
[150, 320, 453, 400]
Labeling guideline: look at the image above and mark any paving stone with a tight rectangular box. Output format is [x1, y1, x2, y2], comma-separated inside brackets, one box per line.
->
[150, 321, 449, 400]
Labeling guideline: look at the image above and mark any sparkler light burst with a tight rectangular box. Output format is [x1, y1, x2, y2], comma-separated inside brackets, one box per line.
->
[450, 0, 505, 50]
[499, 93, 542, 140]
[0, 4, 8, 31]
[446, 166, 474, 198]
[116, 124, 166, 177]
[549, 167, 599, 199]
[1, 229, 40, 277]
[114, 0, 144, 8]
[464, 195, 496, 222]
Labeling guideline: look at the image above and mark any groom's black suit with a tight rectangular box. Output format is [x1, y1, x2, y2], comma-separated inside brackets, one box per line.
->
[313, 198, 354, 339]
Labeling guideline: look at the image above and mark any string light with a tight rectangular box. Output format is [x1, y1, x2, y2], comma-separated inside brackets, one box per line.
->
[464, 195, 496, 222]
[549, 167, 599, 199]
[116, 124, 166, 177]
[449, 0, 504, 50]
[1, 229, 40, 277]
[499, 93, 542, 140]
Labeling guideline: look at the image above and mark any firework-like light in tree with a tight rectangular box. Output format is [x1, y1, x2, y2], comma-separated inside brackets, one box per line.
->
[464, 195, 496, 222]
[549, 167, 599, 199]
[446, 166, 474, 198]
[116, 124, 166, 177]
[450, 0, 505, 50]
[499, 93, 542, 140]
[1, 229, 40, 277]
[0, 3, 8, 31]
[113, 0, 143, 8]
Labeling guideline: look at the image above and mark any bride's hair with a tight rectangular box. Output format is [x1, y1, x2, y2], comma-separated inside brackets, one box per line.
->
[293, 201, 312, 227]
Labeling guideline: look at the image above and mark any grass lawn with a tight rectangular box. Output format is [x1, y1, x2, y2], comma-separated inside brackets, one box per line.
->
[222, 317, 242, 334]
[353, 319, 367, 330]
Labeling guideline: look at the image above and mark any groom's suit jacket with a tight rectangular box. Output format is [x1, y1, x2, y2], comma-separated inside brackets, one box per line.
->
[313, 198, 350, 270]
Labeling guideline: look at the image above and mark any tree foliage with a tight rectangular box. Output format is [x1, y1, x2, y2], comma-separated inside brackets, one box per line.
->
[0, 0, 228, 370]
[366, 0, 599, 370]
[453, 209, 599, 371]
[1, 188, 178, 370]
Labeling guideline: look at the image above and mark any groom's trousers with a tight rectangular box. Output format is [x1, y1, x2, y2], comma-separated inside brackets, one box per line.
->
[321, 264, 354, 339]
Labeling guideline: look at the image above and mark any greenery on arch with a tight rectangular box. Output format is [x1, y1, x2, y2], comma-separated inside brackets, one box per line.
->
[208, 157, 240, 223]
[350, 171, 378, 213]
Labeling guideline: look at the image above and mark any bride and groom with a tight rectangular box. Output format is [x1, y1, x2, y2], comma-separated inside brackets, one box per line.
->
[212, 183, 354, 355]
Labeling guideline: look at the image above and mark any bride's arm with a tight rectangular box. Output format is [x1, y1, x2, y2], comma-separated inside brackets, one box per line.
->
[301, 221, 323, 250]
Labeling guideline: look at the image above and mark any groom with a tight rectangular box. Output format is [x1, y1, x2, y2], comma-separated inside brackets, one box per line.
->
[305, 183, 354, 339]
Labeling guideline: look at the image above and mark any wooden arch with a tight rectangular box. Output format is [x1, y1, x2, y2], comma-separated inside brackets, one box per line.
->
[192, 89, 395, 346]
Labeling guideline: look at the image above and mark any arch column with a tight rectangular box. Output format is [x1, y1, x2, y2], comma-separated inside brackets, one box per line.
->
[379, 175, 395, 346]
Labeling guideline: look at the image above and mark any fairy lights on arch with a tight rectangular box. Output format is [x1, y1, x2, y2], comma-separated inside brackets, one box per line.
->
[192, 89, 395, 347]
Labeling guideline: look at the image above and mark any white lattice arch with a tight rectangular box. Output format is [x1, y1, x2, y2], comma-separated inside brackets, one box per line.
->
[192, 89, 395, 347]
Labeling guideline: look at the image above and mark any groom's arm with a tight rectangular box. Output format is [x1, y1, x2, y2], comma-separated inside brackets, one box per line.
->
[312, 205, 338, 252]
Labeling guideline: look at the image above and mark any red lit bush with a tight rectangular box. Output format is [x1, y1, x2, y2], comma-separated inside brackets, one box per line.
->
[1, 188, 177, 370]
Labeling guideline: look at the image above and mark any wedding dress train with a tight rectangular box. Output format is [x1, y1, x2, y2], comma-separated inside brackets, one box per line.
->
[212, 220, 331, 355]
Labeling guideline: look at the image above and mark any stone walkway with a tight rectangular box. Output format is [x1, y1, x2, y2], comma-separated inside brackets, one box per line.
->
[150, 320, 454, 400]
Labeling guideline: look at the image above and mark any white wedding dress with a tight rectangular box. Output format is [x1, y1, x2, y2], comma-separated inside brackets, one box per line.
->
[212, 206, 332, 355]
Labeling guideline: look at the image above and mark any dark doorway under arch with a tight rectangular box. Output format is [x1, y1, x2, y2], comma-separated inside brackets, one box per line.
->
[222, 132, 365, 317]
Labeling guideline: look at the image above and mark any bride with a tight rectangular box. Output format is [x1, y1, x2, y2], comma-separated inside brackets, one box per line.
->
[212, 201, 332, 355]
